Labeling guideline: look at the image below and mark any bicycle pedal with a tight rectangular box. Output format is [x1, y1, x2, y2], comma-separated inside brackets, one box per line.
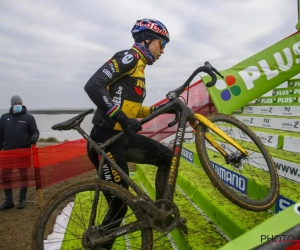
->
[180, 217, 187, 224]
[177, 218, 188, 234]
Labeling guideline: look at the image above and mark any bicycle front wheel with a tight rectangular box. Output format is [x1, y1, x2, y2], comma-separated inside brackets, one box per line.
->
[195, 114, 279, 211]
[32, 180, 152, 250]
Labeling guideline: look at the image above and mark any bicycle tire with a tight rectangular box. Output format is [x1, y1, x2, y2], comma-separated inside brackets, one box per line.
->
[195, 114, 279, 211]
[32, 180, 153, 250]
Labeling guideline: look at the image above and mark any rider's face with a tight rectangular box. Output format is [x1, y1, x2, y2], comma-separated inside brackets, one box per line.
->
[148, 39, 165, 62]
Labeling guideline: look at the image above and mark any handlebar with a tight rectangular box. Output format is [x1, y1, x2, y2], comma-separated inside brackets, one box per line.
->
[205, 61, 224, 80]
[166, 62, 222, 98]
[161, 62, 224, 127]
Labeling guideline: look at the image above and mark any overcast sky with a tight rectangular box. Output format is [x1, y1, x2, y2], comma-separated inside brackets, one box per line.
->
[0, 0, 297, 109]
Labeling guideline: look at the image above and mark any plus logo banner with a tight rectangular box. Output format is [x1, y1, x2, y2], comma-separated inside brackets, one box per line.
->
[215, 75, 241, 101]
[202, 31, 300, 114]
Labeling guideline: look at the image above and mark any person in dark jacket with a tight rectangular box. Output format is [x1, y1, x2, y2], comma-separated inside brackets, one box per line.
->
[0, 95, 39, 210]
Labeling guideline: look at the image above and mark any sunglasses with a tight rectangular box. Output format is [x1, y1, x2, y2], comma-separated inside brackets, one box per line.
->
[160, 39, 167, 49]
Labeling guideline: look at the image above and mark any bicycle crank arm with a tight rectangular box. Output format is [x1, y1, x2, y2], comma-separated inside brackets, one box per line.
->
[87, 220, 150, 246]
[134, 197, 171, 219]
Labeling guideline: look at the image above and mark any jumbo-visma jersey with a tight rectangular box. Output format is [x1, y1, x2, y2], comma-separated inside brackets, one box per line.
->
[84, 49, 151, 130]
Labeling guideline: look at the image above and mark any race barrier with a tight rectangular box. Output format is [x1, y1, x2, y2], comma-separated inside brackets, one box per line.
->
[283, 136, 300, 153]
[201, 31, 300, 114]
[0, 79, 215, 206]
[181, 146, 299, 214]
[139, 79, 216, 142]
[255, 95, 300, 106]
[218, 125, 282, 149]
[289, 78, 300, 87]
[231, 115, 300, 153]
[253, 78, 300, 106]
[234, 115, 300, 133]
[272, 87, 300, 96]
[203, 141, 300, 184]
[243, 105, 300, 116]
[219, 202, 300, 250]
[0, 139, 94, 205]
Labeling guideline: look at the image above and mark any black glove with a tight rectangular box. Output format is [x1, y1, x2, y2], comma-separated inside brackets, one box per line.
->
[30, 138, 37, 144]
[151, 102, 177, 114]
[113, 111, 142, 135]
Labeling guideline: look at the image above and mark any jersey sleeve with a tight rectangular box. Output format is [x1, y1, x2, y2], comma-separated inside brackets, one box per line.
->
[84, 50, 139, 117]
[136, 105, 151, 118]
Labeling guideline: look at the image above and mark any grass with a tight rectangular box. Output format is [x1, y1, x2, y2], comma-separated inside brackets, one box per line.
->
[136, 164, 229, 249]
[38, 137, 68, 143]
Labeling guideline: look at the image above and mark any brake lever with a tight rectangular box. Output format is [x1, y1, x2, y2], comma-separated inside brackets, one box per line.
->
[212, 67, 224, 79]
[168, 111, 179, 127]
[204, 61, 224, 79]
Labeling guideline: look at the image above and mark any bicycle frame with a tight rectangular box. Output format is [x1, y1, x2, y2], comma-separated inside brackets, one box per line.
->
[73, 92, 249, 205]
[48, 64, 256, 246]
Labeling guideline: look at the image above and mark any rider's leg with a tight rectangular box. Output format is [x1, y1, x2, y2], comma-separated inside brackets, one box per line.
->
[125, 134, 188, 234]
[87, 125, 130, 249]
[125, 134, 172, 200]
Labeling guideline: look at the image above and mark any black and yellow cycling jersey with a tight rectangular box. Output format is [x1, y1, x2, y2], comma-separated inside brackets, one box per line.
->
[84, 48, 152, 130]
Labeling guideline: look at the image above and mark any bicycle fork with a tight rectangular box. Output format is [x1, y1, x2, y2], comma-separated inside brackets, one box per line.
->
[191, 114, 249, 157]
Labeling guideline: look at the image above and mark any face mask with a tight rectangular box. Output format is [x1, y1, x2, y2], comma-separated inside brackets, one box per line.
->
[13, 105, 22, 113]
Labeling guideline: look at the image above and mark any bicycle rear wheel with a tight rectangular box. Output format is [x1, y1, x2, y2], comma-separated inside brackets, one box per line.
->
[195, 114, 279, 211]
[32, 180, 152, 250]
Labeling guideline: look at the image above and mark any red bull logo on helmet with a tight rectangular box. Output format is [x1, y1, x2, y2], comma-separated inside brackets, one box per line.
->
[135, 20, 168, 36]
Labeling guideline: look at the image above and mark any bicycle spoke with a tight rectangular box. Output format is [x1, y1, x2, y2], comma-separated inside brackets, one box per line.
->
[33, 182, 151, 249]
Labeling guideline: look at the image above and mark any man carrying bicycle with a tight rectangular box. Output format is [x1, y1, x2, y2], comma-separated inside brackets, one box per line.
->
[85, 18, 185, 249]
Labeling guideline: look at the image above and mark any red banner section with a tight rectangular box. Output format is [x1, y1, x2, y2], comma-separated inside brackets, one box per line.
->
[0, 139, 94, 190]
[286, 241, 300, 250]
[0, 81, 215, 191]
[35, 139, 94, 189]
[0, 148, 36, 190]
[140, 80, 215, 141]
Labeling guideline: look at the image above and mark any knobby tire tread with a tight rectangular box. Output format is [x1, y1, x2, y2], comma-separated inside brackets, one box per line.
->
[195, 114, 279, 211]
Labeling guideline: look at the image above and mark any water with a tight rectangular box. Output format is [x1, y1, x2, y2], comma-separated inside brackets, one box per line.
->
[35, 114, 94, 141]
[0, 109, 94, 141]
[0, 109, 193, 143]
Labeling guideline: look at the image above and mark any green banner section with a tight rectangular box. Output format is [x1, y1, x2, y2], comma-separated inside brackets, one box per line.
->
[218, 203, 300, 250]
[255, 95, 300, 105]
[272, 87, 300, 96]
[182, 145, 300, 213]
[202, 31, 300, 114]
[289, 78, 300, 87]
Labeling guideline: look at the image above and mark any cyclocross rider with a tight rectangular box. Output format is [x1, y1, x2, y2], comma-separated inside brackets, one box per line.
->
[85, 18, 185, 249]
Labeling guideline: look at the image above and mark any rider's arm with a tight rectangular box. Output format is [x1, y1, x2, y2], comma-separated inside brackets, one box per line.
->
[137, 102, 175, 118]
[136, 106, 151, 118]
[84, 51, 139, 117]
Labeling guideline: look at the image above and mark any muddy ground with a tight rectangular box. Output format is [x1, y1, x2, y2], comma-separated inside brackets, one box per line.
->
[0, 162, 137, 250]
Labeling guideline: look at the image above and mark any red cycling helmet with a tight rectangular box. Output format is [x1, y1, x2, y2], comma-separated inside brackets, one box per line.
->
[131, 18, 170, 43]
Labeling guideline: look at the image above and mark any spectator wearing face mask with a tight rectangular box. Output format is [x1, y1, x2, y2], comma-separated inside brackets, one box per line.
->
[0, 95, 39, 210]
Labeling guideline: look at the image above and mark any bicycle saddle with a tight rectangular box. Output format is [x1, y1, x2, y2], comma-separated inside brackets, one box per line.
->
[51, 109, 94, 131]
